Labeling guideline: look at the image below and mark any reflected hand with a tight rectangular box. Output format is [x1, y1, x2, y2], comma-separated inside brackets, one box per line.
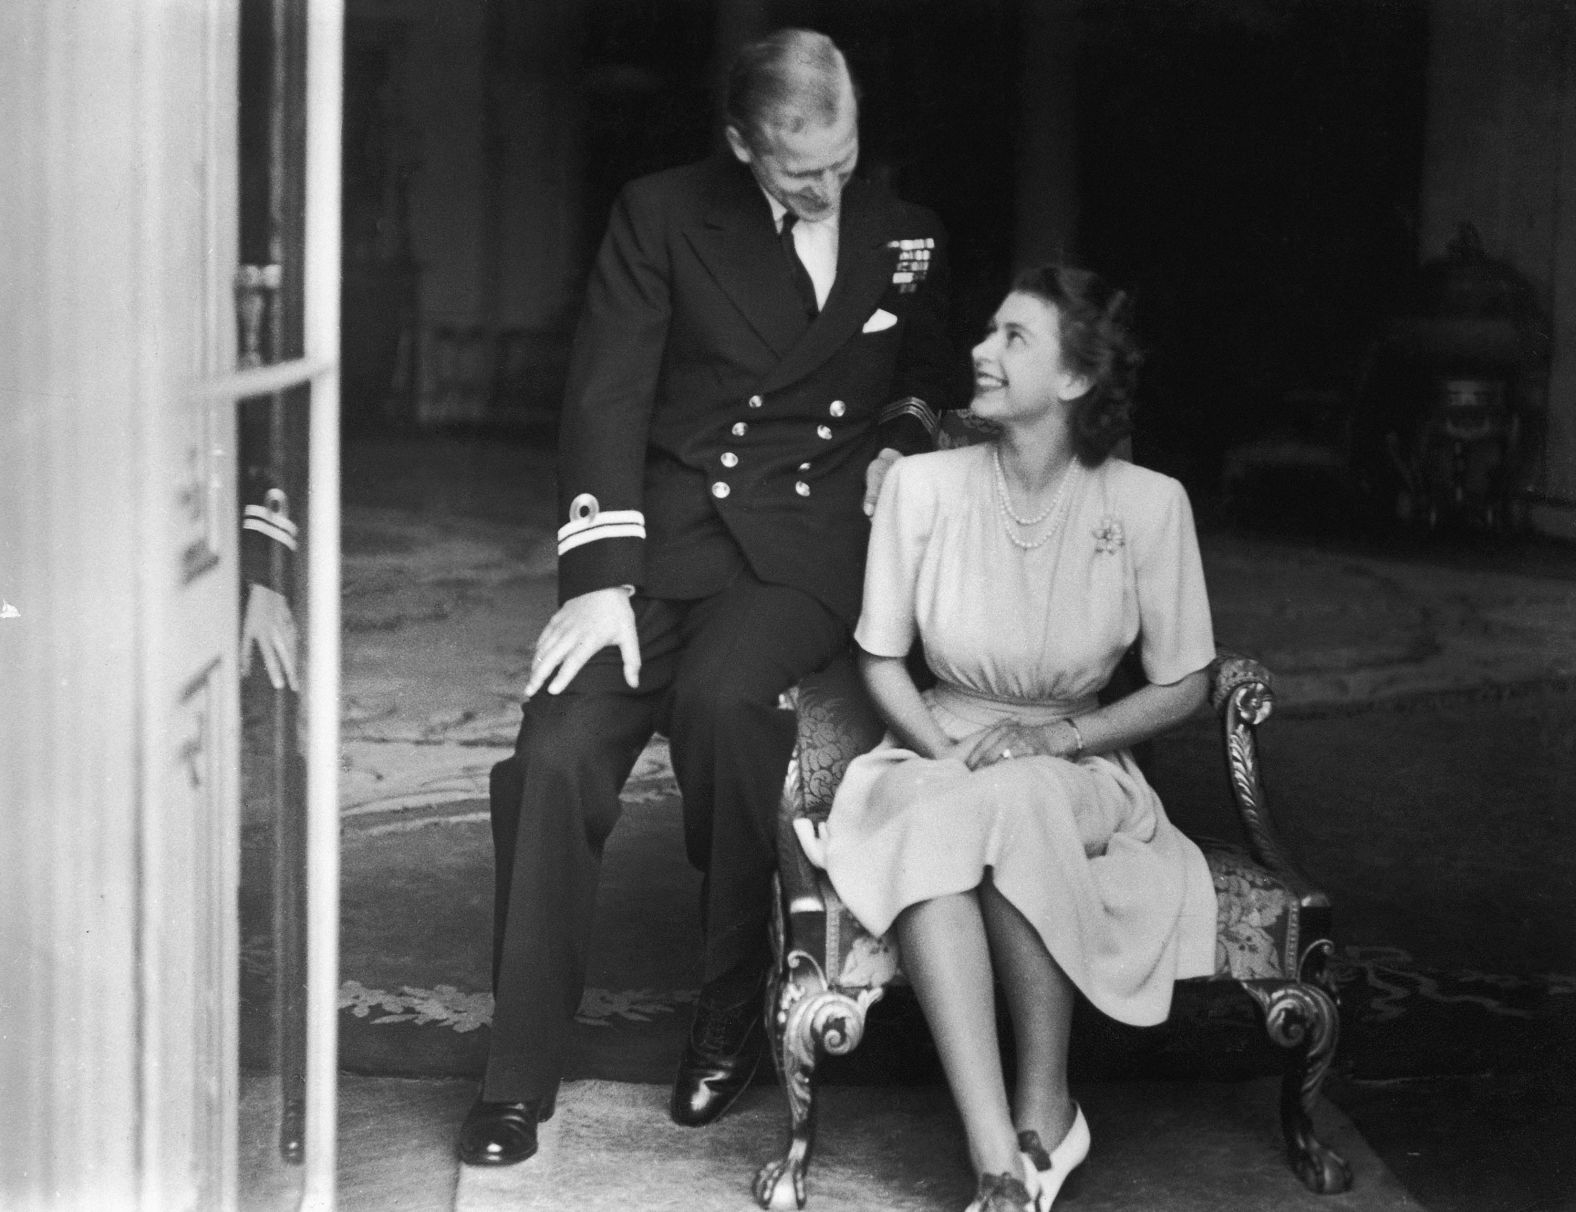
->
[240, 583, 300, 691]
[524, 587, 640, 698]
[863, 447, 902, 517]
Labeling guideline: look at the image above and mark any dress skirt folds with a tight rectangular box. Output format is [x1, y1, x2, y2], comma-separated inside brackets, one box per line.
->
[818, 447, 1220, 1028]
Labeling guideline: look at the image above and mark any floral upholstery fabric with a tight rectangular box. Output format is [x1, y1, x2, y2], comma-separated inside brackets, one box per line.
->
[1203, 842, 1300, 980]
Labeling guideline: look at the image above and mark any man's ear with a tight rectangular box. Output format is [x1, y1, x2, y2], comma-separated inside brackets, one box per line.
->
[724, 124, 753, 165]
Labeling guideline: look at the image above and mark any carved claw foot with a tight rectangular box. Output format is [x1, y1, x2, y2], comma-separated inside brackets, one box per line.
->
[1243, 975, 1354, 1195]
[755, 950, 881, 1210]
[1289, 1128, 1355, 1195]
[754, 1150, 809, 1211]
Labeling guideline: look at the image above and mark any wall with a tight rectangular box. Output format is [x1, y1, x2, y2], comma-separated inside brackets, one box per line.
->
[1420, 0, 1576, 535]
[376, 0, 487, 329]
[347, 0, 603, 424]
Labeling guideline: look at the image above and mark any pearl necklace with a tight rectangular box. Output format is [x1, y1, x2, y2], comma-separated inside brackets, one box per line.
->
[992, 446, 1079, 551]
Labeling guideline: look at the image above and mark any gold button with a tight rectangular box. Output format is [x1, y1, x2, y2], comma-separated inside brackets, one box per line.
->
[721, 452, 738, 468]
[795, 481, 811, 497]
[829, 401, 846, 417]
[732, 422, 748, 436]
[799, 461, 811, 471]
[712, 482, 731, 498]
[748, 394, 764, 409]
[817, 425, 832, 440]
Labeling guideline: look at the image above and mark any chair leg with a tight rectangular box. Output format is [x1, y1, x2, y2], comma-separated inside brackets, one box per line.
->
[753, 950, 882, 1210]
[1241, 952, 1354, 1195]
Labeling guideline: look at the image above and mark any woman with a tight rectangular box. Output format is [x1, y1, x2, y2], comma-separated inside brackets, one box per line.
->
[822, 264, 1220, 1212]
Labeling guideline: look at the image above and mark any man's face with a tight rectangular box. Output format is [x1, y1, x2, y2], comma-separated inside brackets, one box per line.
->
[727, 105, 859, 224]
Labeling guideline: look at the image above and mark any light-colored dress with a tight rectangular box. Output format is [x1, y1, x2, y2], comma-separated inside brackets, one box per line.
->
[821, 444, 1219, 1026]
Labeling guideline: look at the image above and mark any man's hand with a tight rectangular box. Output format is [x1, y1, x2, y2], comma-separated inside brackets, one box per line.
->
[240, 583, 299, 691]
[524, 586, 641, 698]
[863, 447, 903, 517]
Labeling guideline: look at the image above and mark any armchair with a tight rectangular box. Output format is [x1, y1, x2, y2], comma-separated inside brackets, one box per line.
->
[752, 653, 1352, 1209]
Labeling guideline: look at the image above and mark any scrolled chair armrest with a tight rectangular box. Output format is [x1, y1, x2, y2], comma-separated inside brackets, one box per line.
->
[1209, 652, 1274, 722]
[1206, 653, 1327, 911]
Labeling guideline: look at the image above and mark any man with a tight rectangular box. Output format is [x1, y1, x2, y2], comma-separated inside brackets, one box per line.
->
[459, 28, 955, 1166]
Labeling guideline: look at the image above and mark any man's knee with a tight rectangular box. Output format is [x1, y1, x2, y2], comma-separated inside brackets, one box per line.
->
[511, 693, 618, 775]
[496, 694, 643, 844]
[673, 679, 792, 750]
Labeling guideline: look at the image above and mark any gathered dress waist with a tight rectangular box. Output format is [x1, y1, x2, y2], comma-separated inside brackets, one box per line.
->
[927, 681, 1099, 729]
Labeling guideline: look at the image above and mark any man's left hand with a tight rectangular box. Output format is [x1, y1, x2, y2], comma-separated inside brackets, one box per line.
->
[863, 447, 902, 516]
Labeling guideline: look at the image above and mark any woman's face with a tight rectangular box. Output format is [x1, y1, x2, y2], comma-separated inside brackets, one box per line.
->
[969, 291, 1088, 424]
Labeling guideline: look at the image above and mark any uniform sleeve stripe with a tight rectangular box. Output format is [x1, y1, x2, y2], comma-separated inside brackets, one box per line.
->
[558, 522, 646, 555]
[557, 509, 646, 555]
[242, 514, 299, 550]
[880, 396, 938, 439]
[243, 503, 298, 534]
[557, 508, 645, 544]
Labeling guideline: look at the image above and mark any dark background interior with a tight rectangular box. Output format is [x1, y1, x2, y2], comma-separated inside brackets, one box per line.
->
[375, 0, 1435, 497]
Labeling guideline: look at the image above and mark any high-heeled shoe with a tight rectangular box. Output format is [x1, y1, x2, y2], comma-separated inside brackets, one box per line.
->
[1016, 1103, 1090, 1208]
[963, 1155, 1045, 1212]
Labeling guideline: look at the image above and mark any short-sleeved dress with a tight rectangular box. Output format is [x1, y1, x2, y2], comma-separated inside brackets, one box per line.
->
[821, 444, 1219, 1026]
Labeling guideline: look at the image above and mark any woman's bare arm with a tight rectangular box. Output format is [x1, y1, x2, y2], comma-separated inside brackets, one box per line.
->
[860, 650, 955, 759]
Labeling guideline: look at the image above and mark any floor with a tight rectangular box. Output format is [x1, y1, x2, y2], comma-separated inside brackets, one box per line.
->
[246, 431, 1576, 1212]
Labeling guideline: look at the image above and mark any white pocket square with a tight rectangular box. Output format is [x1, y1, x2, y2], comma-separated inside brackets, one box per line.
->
[861, 308, 898, 334]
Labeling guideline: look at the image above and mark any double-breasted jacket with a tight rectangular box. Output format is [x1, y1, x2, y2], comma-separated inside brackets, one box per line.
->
[554, 154, 956, 625]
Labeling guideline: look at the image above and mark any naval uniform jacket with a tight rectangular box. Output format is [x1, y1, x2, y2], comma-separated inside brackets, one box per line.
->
[554, 155, 955, 626]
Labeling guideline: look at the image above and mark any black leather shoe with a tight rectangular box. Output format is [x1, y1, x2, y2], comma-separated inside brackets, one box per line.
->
[457, 1093, 554, 1166]
[669, 995, 765, 1127]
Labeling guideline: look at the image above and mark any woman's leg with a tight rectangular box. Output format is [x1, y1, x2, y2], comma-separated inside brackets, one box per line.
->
[980, 878, 1078, 1149]
[893, 892, 1022, 1178]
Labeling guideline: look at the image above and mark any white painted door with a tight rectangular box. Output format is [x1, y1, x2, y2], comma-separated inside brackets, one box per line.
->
[0, 2, 342, 1209]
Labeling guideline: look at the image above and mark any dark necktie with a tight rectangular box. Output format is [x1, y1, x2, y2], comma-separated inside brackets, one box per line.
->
[779, 213, 819, 319]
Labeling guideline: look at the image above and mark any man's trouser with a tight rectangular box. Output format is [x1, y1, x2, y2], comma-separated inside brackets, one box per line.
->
[480, 574, 847, 1103]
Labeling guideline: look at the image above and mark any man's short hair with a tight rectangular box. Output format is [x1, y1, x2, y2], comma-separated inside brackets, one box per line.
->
[725, 28, 854, 150]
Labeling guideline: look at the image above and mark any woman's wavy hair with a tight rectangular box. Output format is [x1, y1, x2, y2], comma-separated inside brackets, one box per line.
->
[1012, 263, 1143, 466]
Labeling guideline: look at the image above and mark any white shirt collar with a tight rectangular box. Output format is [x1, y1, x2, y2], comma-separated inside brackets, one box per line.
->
[758, 186, 839, 309]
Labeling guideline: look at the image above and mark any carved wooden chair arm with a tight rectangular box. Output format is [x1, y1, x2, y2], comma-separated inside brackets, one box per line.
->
[1207, 654, 1328, 912]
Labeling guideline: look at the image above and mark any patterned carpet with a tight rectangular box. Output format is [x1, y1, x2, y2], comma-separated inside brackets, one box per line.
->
[338, 737, 1576, 1084]
[324, 435, 1576, 1211]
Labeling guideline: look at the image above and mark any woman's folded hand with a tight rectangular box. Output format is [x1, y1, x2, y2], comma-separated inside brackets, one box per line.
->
[960, 718, 1080, 769]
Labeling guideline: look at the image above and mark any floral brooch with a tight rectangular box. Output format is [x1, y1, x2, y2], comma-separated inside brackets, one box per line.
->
[1092, 516, 1126, 554]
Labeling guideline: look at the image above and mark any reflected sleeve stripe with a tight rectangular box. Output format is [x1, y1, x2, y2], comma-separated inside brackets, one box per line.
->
[879, 395, 937, 440]
[242, 507, 299, 551]
[557, 509, 646, 555]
